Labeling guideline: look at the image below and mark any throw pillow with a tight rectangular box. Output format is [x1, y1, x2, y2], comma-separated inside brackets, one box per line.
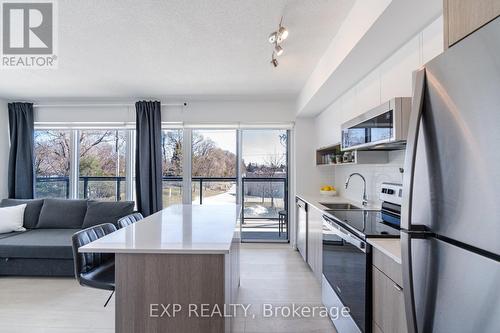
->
[0, 199, 44, 228]
[37, 199, 88, 229]
[82, 201, 135, 228]
[0, 204, 27, 234]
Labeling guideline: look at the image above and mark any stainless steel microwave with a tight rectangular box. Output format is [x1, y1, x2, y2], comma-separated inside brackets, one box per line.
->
[341, 97, 411, 151]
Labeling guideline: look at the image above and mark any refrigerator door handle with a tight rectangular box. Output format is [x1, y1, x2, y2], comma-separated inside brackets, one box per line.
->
[401, 68, 426, 333]
[401, 68, 426, 231]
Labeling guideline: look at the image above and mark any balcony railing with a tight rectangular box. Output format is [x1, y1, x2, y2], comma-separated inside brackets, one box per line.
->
[35, 176, 71, 199]
[35, 176, 288, 222]
[241, 177, 287, 224]
[35, 176, 127, 200]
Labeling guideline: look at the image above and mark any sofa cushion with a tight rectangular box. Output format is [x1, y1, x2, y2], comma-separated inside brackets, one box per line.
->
[82, 201, 135, 228]
[37, 199, 88, 229]
[0, 231, 25, 240]
[0, 199, 44, 228]
[0, 229, 79, 259]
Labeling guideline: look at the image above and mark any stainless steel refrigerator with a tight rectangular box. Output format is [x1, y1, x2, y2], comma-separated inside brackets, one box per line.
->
[401, 17, 500, 333]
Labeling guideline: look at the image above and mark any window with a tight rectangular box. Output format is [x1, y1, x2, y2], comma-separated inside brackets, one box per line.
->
[34, 130, 71, 198]
[78, 130, 127, 201]
[241, 129, 288, 241]
[161, 129, 183, 208]
[191, 129, 237, 204]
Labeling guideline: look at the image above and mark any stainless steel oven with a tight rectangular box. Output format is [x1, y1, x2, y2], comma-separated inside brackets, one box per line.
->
[341, 97, 411, 151]
[322, 214, 370, 333]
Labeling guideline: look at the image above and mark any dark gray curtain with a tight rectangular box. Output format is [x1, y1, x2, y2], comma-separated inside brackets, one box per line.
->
[135, 101, 162, 216]
[8, 102, 35, 199]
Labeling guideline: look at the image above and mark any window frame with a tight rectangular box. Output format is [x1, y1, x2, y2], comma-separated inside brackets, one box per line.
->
[34, 125, 135, 201]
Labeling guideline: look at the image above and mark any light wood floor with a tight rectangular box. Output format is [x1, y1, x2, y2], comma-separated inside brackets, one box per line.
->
[0, 244, 336, 333]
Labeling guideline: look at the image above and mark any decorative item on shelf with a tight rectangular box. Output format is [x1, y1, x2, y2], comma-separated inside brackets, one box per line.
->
[343, 151, 351, 163]
[335, 154, 342, 164]
[320, 186, 337, 196]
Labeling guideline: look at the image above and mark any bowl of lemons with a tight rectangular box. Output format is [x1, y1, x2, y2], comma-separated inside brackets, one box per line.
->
[320, 186, 337, 196]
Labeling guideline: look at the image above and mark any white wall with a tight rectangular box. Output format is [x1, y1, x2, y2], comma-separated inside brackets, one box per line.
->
[294, 118, 317, 195]
[297, 0, 392, 113]
[310, 16, 443, 205]
[0, 99, 9, 198]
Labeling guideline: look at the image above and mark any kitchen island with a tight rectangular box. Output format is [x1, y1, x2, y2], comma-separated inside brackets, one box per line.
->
[79, 204, 241, 333]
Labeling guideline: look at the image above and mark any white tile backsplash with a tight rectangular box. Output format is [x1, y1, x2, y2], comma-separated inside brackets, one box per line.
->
[322, 150, 406, 207]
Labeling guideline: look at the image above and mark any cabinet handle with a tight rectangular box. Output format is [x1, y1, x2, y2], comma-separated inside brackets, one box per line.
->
[393, 283, 403, 292]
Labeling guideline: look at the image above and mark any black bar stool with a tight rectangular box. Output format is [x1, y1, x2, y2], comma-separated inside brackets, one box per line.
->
[71, 223, 117, 307]
[278, 210, 287, 237]
[117, 212, 144, 229]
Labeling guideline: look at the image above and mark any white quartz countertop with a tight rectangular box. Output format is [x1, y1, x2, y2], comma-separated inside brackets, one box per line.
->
[79, 204, 241, 254]
[367, 238, 402, 264]
[297, 193, 401, 263]
[296, 193, 381, 211]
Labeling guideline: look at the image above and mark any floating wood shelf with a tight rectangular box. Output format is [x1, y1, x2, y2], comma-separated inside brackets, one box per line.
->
[316, 143, 389, 166]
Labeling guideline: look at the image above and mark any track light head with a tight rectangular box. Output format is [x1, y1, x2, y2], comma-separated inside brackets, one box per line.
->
[268, 32, 277, 44]
[277, 26, 288, 43]
[274, 44, 284, 56]
[271, 53, 279, 68]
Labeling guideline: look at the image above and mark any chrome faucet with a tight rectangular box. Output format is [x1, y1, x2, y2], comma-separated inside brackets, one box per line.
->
[345, 173, 368, 206]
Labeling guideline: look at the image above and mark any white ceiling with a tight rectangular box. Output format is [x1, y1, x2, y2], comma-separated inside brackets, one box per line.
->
[0, 0, 354, 101]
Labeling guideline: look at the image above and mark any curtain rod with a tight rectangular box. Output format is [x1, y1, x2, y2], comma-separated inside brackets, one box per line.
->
[32, 102, 188, 108]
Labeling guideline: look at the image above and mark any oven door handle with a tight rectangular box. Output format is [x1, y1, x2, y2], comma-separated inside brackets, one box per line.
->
[323, 215, 366, 253]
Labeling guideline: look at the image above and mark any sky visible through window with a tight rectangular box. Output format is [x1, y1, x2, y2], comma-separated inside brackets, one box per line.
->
[242, 130, 287, 166]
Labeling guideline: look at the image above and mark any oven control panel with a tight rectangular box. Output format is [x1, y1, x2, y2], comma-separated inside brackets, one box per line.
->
[379, 182, 403, 205]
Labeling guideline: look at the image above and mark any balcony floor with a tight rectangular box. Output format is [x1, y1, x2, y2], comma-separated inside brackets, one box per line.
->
[242, 219, 288, 241]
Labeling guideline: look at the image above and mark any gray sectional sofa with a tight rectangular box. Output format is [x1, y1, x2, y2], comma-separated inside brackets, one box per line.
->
[0, 198, 134, 276]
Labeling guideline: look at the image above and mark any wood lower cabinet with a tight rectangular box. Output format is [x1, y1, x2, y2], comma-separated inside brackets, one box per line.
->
[307, 205, 323, 283]
[444, 0, 500, 47]
[372, 247, 407, 333]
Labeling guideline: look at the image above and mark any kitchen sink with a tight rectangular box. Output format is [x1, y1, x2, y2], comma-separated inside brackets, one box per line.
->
[320, 203, 362, 210]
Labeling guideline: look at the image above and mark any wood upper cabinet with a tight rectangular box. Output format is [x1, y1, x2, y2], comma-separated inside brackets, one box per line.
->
[444, 0, 500, 48]
[307, 205, 323, 283]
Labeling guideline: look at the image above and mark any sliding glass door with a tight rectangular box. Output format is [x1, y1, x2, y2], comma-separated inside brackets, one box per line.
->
[241, 129, 288, 242]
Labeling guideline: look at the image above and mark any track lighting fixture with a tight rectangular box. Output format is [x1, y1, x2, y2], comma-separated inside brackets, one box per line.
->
[271, 53, 279, 68]
[268, 16, 288, 68]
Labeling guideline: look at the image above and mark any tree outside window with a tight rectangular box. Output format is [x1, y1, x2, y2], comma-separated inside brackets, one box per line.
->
[78, 130, 127, 200]
[34, 130, 71, 198]
[191, 130, 237, 204]
[161, 129, 183, 208]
